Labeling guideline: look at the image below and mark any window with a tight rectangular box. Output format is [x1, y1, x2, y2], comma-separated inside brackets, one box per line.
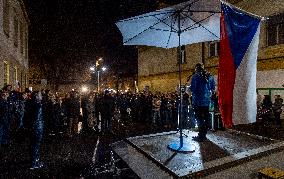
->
[13, 16, 18, 47]
[267, 13, 284, 46]
[14, 66, 18, 82]
[208, 41, 220, 57]
[4, 61, 10, 85]
[25, 74, 27, 88]
[21, 72, 23, 89]
[3, 0, 10, 36]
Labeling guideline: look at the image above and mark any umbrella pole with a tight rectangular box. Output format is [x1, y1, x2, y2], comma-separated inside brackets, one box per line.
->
[167, 11, 195, 153]
[178, 29, 183, 148]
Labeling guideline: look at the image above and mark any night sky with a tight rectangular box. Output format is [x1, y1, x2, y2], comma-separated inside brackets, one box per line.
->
[24, 0, 187, 83]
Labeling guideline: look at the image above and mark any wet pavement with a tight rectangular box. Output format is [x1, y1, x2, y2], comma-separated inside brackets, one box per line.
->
[0, 131, 98, 178]
[111, 121, 284, 179]
[0, 126, 140, 178]
[112, 129, 283, 178]
[0, 119, 284, 178]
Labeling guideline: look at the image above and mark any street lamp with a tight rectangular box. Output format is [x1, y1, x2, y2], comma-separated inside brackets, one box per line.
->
[81, 86, 88, 93]
[90, 67, 95, 71]
[90, 58, 107, 92]
[97, 66, 107, 92]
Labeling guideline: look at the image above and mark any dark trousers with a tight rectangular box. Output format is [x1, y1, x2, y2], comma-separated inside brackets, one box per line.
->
[274, 112, 282, 127]
[68, 117, 78, 136]
[31, 122, 44, 166]
[194, 106, 210, 139]
[101, 115, 112, 132]
[82, 110, 89, 130]
[0, 119, 10, 145]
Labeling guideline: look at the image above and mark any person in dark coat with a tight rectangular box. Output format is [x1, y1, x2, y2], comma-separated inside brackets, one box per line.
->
[81, 93, 90, 132]
[13, 91, 29, 143]
[261, 95, 273, 123]
[0, 90, 10, 148]
[66, 91, 80, 137]
[30, 91, 44, 169]
[190, 63, 216, 142]
[272, 95, 283, 128]
[54, 96, 65, 134]
[100, 90, 115, 133]
[118, 94, 130, 121]
[17, 92, 28, 129]
[22, 89, 33, 132]
[93, 93, 101, 131]
[2, 85, 17, 144]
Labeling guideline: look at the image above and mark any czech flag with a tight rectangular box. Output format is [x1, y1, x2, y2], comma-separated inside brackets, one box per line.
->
[218, 2, 261, 128]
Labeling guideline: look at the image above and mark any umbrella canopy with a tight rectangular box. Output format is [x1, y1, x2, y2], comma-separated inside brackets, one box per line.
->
[116, 0, 221, 49]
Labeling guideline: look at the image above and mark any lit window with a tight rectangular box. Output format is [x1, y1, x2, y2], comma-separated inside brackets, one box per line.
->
[4, 61, 10, 85]
[14, 66, 18, 82]
[21, 72, 23, 88]
[25, 74, 27, 88]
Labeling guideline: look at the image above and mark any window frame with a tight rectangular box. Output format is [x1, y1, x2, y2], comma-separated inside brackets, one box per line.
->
[4, 61, 10, 85]
[266, 13, 284, 46]
[14, 66, 18, 82]
[208, 41, 220, 57]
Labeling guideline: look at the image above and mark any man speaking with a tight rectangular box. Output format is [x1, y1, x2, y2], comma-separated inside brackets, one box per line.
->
[190, 63, 216, 142]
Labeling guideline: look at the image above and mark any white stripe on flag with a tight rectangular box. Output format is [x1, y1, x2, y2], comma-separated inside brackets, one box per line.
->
[232, 25, 260, 125]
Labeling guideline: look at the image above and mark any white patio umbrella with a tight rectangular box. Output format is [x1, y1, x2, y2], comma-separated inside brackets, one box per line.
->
[116, 0, 221, 48]
[116, 0, 221, 153]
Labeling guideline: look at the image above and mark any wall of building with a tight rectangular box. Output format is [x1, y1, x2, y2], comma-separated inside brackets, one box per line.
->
[0, 0, 29, 90]
[137, 0, 284, 93]
[138, 43, 205, 92]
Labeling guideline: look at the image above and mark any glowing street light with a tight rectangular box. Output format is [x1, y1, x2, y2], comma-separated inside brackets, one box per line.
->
[96, 57, 103, 67]
[90, 58, 107, 92]
[97, 66, 107, 92]
[81, 86, 88, 93]
[90, 67, 95, 71]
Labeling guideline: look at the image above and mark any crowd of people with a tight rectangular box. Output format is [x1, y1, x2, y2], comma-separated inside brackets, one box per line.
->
[0, 64, 283, 169]
[0, 63, 221, 167]
[0, 85, 45, 169]
[0, 85, 195, 169]
[257, 93, 284, 127]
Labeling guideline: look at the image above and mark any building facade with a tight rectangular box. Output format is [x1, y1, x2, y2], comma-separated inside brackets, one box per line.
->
[137, 0, 284, 93]
[0, 0, 29, 90]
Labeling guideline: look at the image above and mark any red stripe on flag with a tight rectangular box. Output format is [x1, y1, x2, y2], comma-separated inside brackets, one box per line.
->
[218, 12, 236, 128]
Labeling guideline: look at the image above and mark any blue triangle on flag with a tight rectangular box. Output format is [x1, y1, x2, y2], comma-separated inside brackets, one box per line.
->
[222, 3, 260, 68]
